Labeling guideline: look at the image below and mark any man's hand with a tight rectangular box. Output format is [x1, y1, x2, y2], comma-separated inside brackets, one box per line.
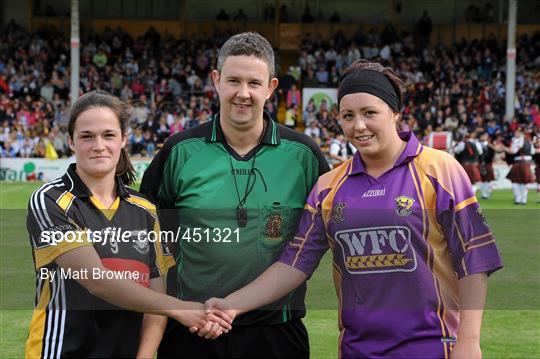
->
[450, 338, 482, 359]
[170, 301, 232, 340]
[189, 298, 239, 339]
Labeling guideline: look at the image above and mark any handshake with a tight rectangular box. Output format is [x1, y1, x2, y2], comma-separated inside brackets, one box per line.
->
[171, 297, 238, 340]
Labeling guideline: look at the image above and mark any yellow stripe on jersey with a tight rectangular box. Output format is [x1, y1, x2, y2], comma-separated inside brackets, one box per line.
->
[125, 195, 157, 218]
[152, 221, 175, 276]
[469, 232, 492, 244]
[332, 263, 344, 359]
[291, 211, 318, 267]
[411, 160, 459, 358]
[454, 196, 477, 212]
[291, 159, 353, 268]
[414, 147, 456, 199]
[467, 239, 496, 251]
[56, 192, 75, 211]
[90, 196, 120, 221]
[34, 231, 92, 269]
[25, 282, 51, 358]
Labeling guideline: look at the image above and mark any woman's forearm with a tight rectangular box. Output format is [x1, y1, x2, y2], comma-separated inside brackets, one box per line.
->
[137, 278, 168, 359]
[55, 246, 191, 317]
[456, 272, 488, 341]
[225, 262, 308, 315]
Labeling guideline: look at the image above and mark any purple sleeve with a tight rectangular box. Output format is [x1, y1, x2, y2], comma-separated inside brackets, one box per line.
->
[279, 183, 330, 277]
[432, 159, 503, 279]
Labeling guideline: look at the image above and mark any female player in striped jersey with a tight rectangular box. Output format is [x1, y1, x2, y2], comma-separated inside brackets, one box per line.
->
[25, 91, 231, 358]
[203, 60, 502, 359]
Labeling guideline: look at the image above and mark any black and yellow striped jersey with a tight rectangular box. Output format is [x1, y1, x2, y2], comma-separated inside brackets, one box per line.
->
[25, 163, 175, 358]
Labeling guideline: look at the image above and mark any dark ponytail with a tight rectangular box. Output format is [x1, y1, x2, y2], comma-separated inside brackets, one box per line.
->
[117, 147, 136, 185]
[69, 90, 136, 185]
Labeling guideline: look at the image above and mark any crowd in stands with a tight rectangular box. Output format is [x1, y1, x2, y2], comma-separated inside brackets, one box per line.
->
[0, 20, 236, 158]
[0, 19, 539, 170]
[291, 25, 539, 166]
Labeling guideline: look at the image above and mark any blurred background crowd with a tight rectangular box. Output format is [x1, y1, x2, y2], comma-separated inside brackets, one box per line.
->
[0, 18, 538, 169]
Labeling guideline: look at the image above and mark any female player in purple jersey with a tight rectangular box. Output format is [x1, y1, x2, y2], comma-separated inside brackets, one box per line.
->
[25, 91, 231, 358]
[202, 60, 502, 359]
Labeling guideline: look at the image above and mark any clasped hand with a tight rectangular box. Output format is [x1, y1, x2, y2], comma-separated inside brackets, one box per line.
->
[185, 298, 238, 340]
[169, 300, 234, 340]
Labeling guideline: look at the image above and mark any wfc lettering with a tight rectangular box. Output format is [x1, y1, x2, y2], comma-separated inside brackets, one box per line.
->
[335, 226, 417, 274]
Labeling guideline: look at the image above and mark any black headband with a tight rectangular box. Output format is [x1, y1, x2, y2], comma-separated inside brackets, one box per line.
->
[337, 70, 401, 112]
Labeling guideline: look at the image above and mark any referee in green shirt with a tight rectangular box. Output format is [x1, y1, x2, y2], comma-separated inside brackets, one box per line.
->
[141, 32, 329, 358]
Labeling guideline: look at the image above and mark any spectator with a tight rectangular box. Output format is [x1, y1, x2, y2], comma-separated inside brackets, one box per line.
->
[279, 5, 289, 22]
[155, 115, 170, 143]
[169, 115, 184, 134]
[315, 65, 329, 85]
[129, 127, 145, 156]
[265, 101, 277, 121]
[286, 84, 301, 109]
[92, 47, 108, 68]
[284, 105, 297, 129]
[233, 9, 247, 21]
[303, 99, 317, 126]
[304, 120, 321, 139]
[143, 129, 156, 156]
[328, 133, 349, 166]
[1, 136, 18, 157]
[301, 6, 314, 23]
[40, 80, 54, 102]
[303, 68, 318, 87]
[216, 9, 230, 21]
[417, 11, 433, 47]
[330, 12, 341, 23]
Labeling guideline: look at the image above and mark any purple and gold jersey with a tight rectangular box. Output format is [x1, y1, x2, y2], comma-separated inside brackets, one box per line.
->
[280, 131, 502, 359]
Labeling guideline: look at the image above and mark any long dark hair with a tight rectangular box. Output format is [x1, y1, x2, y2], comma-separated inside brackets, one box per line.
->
[68, 90, 136, 185]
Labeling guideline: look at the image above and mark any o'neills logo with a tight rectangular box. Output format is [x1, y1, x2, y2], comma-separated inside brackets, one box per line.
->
[335, 226, 417, 274]
[362, 189, 385, 197]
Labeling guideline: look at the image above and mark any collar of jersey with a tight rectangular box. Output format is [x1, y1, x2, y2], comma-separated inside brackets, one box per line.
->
[62, 163, 130, 198]
[349, 131, 424, 175]
[206, 111, 280, 146]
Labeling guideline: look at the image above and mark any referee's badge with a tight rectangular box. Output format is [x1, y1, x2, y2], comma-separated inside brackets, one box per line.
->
[265, 214, 284, 239]
[395, 196, 415, 217]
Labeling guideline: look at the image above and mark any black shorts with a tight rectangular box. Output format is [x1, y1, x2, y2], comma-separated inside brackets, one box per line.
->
[157, 317, 310, 358]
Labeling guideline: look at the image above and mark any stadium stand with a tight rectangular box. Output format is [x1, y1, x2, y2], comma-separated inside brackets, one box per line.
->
[0, 19, 538, 167]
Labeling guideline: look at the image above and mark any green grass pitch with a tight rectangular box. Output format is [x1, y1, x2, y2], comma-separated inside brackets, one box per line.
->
[1, 182, 539, 358]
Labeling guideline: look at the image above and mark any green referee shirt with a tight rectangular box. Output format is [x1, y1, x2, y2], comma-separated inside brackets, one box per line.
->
[140, 114, 330, 325]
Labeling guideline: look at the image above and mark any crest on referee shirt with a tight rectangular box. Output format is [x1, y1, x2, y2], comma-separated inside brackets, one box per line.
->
[395, 196, 415, 217]
[265, 214, 284, 239]
[332, 202, 346, 223]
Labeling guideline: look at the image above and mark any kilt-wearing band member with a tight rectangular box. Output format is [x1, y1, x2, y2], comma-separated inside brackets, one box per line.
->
[533, 132, 540, 203]
[505, 127, 536, 205]
[479, 133, 498, 200]
[454, 132, 482, 193]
